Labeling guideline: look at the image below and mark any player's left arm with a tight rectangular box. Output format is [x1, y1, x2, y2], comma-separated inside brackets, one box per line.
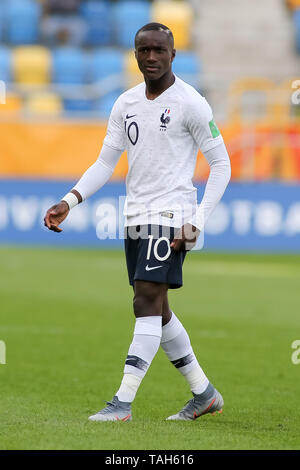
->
[171, 98, 231, 251]
[171, 142, 231, 251]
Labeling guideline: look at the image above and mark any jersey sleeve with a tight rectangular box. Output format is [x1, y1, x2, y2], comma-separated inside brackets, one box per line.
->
[103, 96, 126, 151]
[73, 144, 123, 201]
[188, 141, 231, 231]
[185, 94, 223, 153]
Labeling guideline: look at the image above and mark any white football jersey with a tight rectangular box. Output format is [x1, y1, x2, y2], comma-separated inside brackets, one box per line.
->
[103, 75, 224, 228]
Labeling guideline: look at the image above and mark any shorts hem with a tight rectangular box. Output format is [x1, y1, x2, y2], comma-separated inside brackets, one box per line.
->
[130, 277, 183, 289]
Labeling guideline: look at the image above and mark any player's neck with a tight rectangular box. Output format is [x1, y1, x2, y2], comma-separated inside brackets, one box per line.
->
[144, 71, 175, 100]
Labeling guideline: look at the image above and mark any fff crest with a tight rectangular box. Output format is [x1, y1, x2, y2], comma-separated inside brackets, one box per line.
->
[160, 108, 171, 131]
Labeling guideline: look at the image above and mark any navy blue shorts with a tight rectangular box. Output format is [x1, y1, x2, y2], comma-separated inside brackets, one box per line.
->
[124, 224, 187, 289]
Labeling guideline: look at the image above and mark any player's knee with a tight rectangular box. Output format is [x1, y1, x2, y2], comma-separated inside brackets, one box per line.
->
[133, 283, 164, 317]
[133, 293, 161, 317]
[162, 294, 172, 325]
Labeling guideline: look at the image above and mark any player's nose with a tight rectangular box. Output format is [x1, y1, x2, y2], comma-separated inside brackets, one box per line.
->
[146, 50, 158, 63]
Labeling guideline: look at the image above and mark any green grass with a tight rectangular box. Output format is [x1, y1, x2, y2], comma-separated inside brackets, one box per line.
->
[0, 247, 300, 450]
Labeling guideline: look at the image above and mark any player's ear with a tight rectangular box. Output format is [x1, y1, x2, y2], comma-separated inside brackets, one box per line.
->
[134, 49, 137, 59]
[171, 49, 176, 63]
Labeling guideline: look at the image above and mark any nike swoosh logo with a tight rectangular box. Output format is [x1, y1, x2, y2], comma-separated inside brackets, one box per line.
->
[126, 114, 136, 119]
[145, 265, 163, 271]
[193, 398, 216, 419]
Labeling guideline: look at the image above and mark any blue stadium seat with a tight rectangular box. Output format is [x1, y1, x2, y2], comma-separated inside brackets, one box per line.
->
[91, 49, 124, 117]
[90, 48, 124, 82]
[80, 1, 112, 46]
[112, 1, 151, 48]
[64, 98, 94, 113]
[0, 47, 11, 82]
[172, 51, 201, 89]
[6, 0, 41, 45]
[94, 90, 124, 117]
[294, 9, 300, 52]
[0, 2, 5, 43]
[52, 47, 88, 84]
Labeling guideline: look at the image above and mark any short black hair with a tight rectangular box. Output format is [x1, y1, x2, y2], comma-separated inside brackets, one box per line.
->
[135, 22, 174, 47]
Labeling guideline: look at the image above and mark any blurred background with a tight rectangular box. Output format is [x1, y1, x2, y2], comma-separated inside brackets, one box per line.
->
[0, 0, 300, 251]
[1, 2, 300, 451]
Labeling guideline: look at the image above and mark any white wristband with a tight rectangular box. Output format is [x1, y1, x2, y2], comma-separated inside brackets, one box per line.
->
[61, 192, 79, 210]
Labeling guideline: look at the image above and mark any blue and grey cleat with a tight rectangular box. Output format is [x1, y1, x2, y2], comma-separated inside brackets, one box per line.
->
[88, 396, 132, 422]
[166, 384, 224, 421]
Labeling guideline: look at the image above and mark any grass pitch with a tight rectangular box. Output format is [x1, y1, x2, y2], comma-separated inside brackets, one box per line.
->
[0, 247, 299, 450]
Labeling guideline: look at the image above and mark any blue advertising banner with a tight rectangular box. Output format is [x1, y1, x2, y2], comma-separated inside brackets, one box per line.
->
[0, 180, 299, 251]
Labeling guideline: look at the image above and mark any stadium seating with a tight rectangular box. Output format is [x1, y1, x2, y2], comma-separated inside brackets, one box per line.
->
[172, 50, 201, 89]
[52, 47, 88, 84]
[64, 98, 94, 113]
[294, 9, 300, 51]
[0, 0, 201, 117]
[152, 0, 193, 49]
[40, 14, 87, 48]
[25, 92, 63, 115]
[6, 0, 41, 45]
[90, 49, 125, 116]
[91, 48, 124, 82]
[0, 47, 12, 82]
[80, 1, 112, 46]
[124, 49, 143, 88]
[94, 90, 123, 116]
[13, 46, 51, 85]
[0, 2, 5, 43]
[112, 1, 151, 48]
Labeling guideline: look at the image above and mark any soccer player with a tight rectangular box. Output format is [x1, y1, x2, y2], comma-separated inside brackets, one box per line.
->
[44, 23, 231, 421]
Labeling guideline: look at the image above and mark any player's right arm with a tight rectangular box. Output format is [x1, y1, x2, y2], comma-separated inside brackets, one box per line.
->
[43, 145, 122, 232]
[44, 97, 126, 233]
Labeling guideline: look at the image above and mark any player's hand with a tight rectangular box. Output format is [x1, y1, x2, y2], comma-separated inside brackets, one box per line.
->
[43, 201, 69, 233]
[171, 223, 200, 252]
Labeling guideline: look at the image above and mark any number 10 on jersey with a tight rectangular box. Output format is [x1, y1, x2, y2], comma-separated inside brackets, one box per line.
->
[125, 119, 139, 145]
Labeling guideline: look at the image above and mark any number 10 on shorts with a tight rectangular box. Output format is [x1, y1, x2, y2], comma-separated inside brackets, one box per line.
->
[147, 235, 171, 262]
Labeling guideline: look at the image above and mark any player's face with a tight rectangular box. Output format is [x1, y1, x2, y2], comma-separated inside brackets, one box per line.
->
[135, 30, 176, 81]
